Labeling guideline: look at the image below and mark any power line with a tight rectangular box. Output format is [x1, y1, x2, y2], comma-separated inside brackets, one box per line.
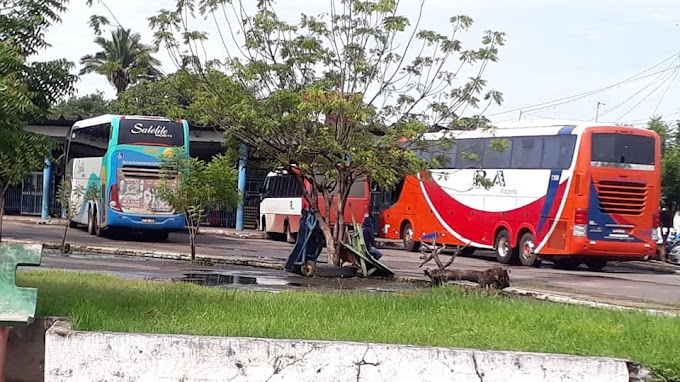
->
[615, 69, 678, 123]
[653, 67, 680, 115]
[488, 52, 680, 117]
[598, 57, 679, 119]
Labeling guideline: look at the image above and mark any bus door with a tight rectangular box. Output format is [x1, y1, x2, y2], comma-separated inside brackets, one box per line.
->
[537, 135, 577, 239]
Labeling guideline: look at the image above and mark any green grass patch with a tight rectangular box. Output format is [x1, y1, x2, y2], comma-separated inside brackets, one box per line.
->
[19, 270, 680, 379]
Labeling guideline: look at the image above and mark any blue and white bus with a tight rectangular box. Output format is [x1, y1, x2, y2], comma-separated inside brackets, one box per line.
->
[65, 114, 189, 240]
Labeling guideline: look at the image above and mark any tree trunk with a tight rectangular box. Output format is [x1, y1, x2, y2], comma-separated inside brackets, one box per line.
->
[424, 267, 510, 289]
[0, 186, 5, 242]
[189, 226, 197, 263]
[61, 224, 69, 254]
[313, 209, 338, 266]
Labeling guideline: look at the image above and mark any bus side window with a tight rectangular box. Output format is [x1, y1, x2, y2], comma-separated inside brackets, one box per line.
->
[541, 136, 576, 169]
[456, 138, 483, 169]
[510, 137, 542, 169]
[482, 138, 512, 169]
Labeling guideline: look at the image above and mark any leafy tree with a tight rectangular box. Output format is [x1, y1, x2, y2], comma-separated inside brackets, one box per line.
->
[0, 0, 77, 239]
[0, 131, 57, 241]
[0, 0, 77, 146]
[648, 116, 680, 261]
[150, 0, 505, 265]
[114, 70, 202, 117]
[50, 91, 112, 117]
[56, 180, 98, 253]
[157, 148, 240, 262]
[79, 27, 163, 95]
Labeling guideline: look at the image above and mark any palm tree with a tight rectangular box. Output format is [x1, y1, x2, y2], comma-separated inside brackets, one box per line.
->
[79, 28, 163, 95]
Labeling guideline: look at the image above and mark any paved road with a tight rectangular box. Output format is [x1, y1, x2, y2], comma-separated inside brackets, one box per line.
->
[4, 220, 680, 309]
[31, 251, 415, 293]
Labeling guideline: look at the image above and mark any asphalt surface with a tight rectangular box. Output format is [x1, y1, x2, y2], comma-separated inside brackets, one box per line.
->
[3, 219, 680, 309]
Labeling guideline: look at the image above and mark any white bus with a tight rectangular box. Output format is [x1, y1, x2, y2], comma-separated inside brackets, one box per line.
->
[259, 170, 303, 243]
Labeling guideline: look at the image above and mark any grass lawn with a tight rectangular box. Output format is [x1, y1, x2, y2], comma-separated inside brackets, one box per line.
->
[19, 270, 680, 380]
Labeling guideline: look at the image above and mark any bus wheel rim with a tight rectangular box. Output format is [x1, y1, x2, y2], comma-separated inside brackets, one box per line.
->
[498, 238, 509, 257]
[522, 240, 535, 259]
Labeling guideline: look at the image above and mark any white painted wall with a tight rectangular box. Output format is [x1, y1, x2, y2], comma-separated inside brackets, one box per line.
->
[44, 320, 634, 382]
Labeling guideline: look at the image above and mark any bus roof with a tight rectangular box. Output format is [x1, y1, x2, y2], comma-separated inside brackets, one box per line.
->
[422, 119, 650, 141]
[71, 114, 178, 130]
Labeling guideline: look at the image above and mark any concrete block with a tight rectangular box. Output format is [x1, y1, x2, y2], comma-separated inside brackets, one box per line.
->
[44, 319, 638, 382]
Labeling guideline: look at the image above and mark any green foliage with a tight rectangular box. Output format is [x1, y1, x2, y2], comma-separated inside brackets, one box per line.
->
[0, 130, 56, 191]
[648, 117, 680, 214]
[157, 147, 240, 260]
[0, 0, 77, 149]
[149, 0, 505, 261]
[19, 270, 680, 380]
[114, 70, 204, 118]
[56, 180, 99, 253]
[0, 129, 57, 240]
[79, 27, 163, 95]
[50, 91, 112, 117]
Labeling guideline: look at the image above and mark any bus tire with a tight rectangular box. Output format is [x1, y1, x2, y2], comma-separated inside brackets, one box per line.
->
[93, 209, 103, 237]
[69, 221, 78, 229]
[401, 222, 420, 252]
[585, 259, 607, 271]
[518, 232, 538, 267]
[284, 221, 296, 244]
[87, 207, 95, 235]
[494, 229, 516, 264]
[261, 218, 274, 240]
[553, 258, 581, 270]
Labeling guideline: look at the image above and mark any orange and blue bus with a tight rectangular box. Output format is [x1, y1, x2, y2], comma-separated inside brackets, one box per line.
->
[379, 120, 661, 269]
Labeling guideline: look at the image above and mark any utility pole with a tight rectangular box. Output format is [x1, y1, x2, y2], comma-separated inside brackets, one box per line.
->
[595, 101, 605, 122]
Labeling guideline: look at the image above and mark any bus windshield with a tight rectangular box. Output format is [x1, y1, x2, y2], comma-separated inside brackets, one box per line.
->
[591, 133, 655, 166]
[118, 118, 185, 147]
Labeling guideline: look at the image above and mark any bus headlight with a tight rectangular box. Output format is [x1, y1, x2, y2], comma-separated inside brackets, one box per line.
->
[573, 224, 586, 237]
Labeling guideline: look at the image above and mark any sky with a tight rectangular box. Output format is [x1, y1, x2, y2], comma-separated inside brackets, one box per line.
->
[36, 0, 680, 126]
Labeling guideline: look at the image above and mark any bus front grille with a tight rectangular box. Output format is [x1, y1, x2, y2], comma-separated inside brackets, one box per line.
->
[595, 180, 646, 215]
[120, 166, 175, 179]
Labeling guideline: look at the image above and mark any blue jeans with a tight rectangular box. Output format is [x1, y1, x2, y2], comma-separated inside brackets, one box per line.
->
[368, 247, 383, 260]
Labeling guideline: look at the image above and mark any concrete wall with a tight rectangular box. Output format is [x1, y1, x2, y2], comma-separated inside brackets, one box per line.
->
[6, 317, 58, 382]
[43, 320, 641, 382]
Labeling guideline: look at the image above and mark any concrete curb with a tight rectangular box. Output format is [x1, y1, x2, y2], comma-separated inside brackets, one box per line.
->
[44, 319, 648, 382]
[5, 239, 284, 270]
[1, 215, 268, 240]
[8, 238, 679, 316]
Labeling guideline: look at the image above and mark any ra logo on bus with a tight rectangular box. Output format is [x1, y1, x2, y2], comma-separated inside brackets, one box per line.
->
[473, 169, 506, 188]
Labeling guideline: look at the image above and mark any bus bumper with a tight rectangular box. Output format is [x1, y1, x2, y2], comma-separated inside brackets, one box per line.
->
[569, 238, 656, 260]
[107, 210, 185, 231]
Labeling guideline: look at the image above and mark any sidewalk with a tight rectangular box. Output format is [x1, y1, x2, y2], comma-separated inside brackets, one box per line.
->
[1, 214, 267, 239]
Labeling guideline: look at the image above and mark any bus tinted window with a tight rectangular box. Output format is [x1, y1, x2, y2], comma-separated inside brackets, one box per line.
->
[541, 135, 576, 169]
[456, 138, 484, 168]
[510, 136, 542, 168]
[591, 133, 655, 165]
[482, 138, 512, 169]
[118, 119, 185, 147]
[265, 175, 301, 198]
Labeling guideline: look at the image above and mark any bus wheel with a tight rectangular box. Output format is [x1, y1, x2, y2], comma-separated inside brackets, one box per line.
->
[553, 258, 581, 270]
[262, 218, 274, 240]
[69, 221, 78, 229]
[494, 229, 516, 264]
[401, 222, 420, 252]
[284, 222, 296, 244]
[93, 209, 103, 237]
[518, 232, 538, 267]
[585, 259, 607, 271]
[87, 208, 95, 235]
